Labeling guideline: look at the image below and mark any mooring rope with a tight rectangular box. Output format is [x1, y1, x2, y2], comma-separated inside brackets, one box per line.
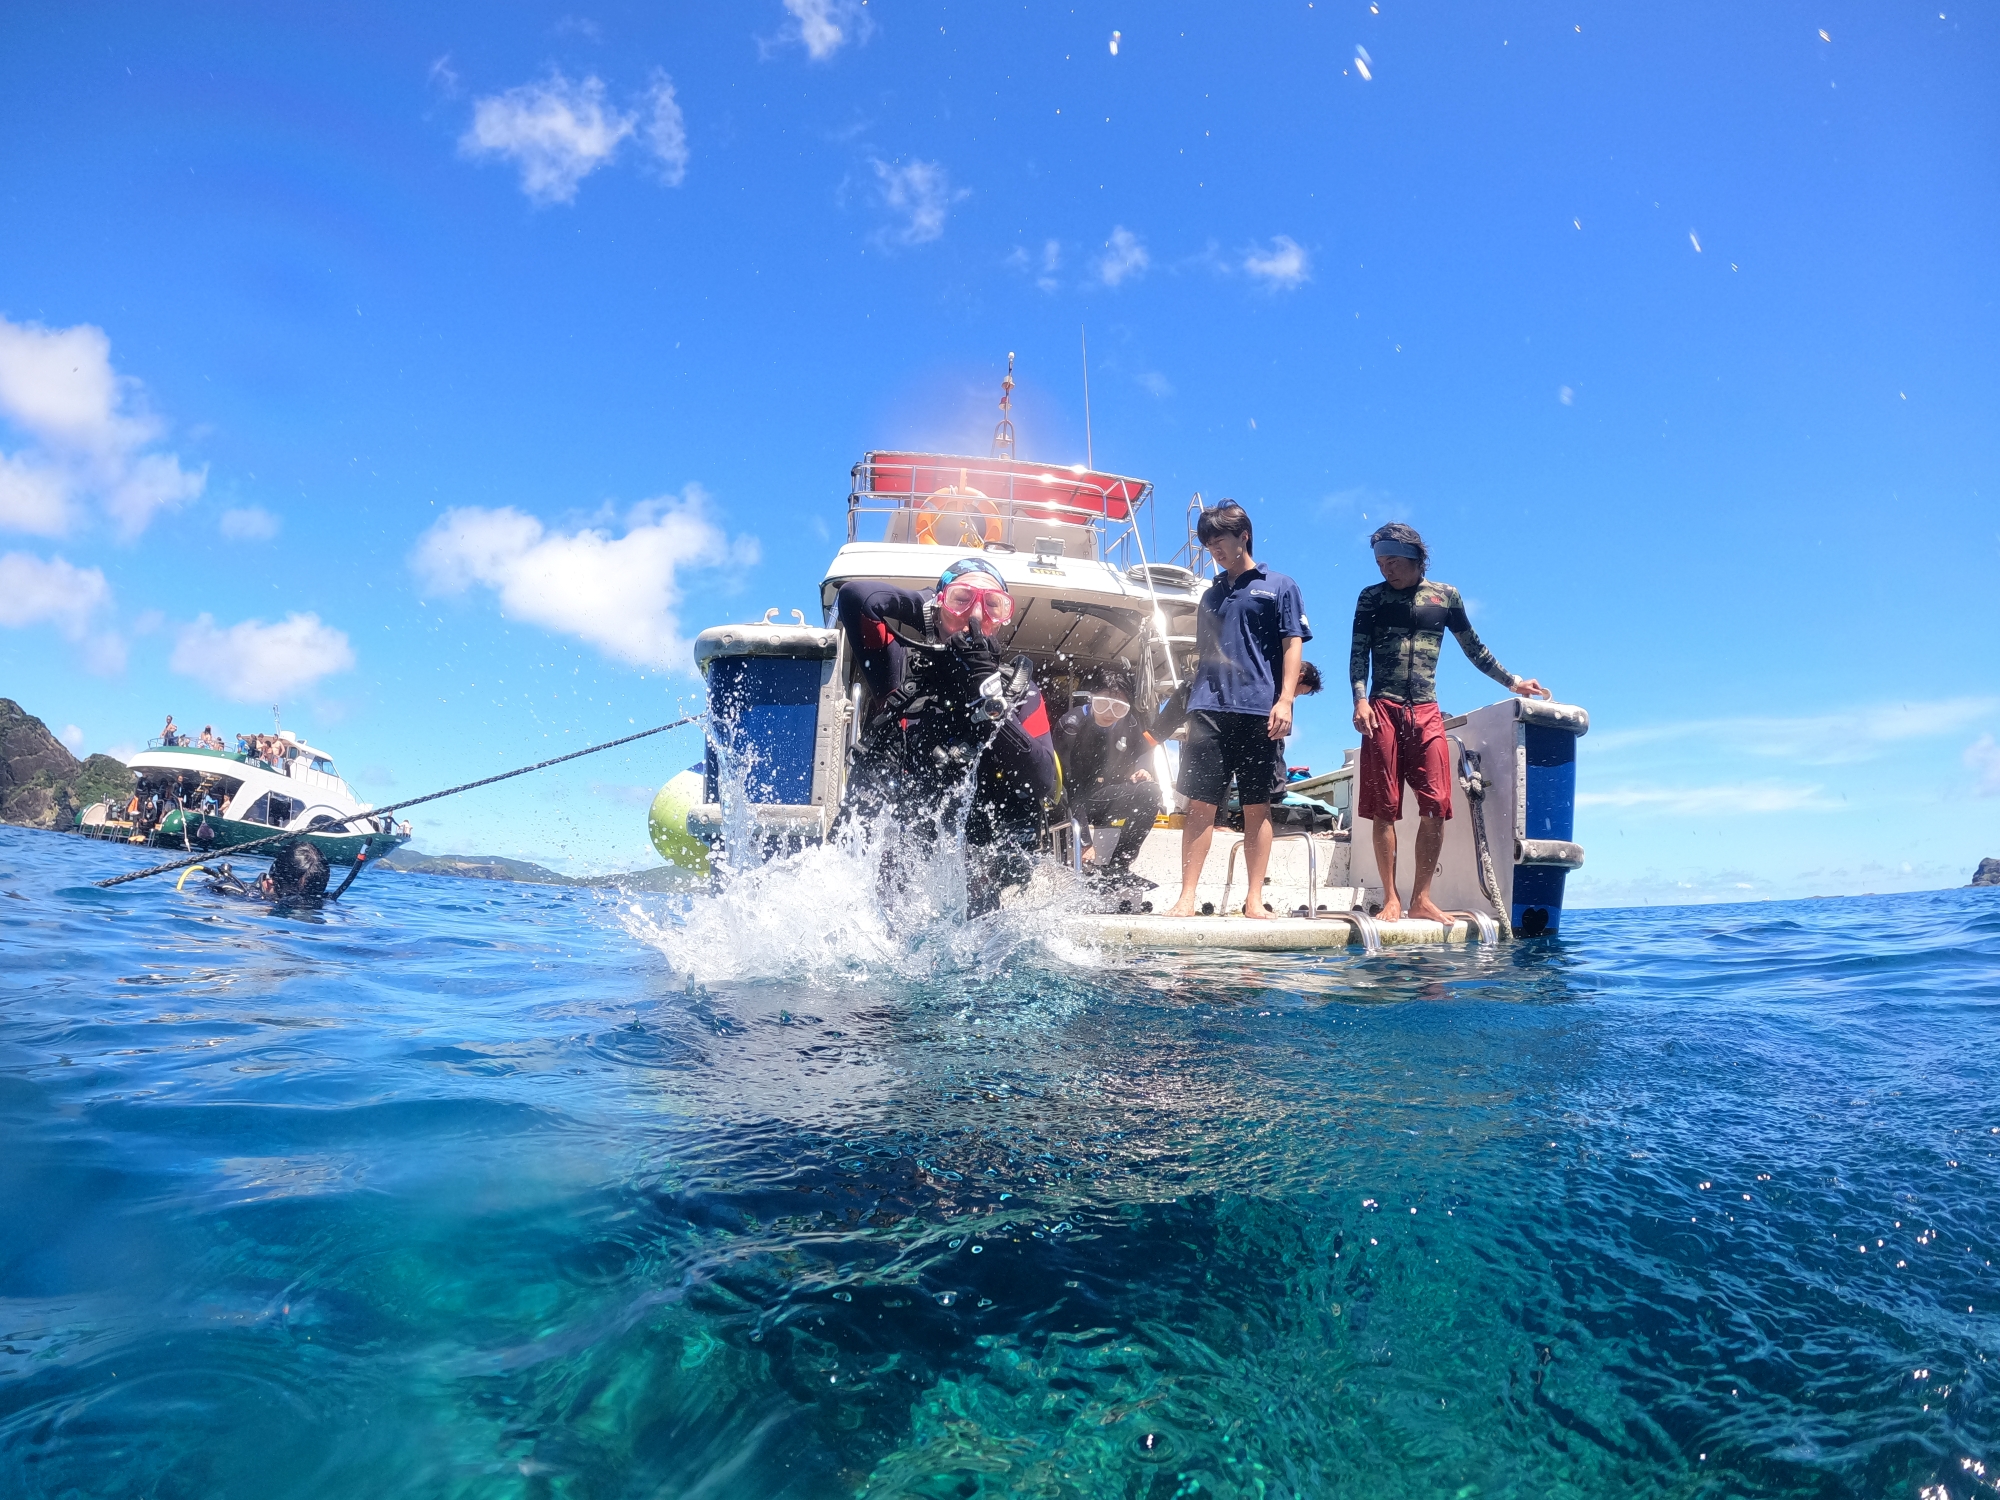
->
[94, 712, 706, 889]
[1451, 737, 1514, 942]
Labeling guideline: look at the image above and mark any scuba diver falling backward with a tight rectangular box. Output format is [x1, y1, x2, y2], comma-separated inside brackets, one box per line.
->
[832, 558, 1058, 916]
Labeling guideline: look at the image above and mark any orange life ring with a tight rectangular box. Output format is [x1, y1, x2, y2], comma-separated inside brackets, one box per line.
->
[914, 485, 1002, 547]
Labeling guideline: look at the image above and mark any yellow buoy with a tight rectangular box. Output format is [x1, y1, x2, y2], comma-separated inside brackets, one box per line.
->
[647, 767, 710, 873]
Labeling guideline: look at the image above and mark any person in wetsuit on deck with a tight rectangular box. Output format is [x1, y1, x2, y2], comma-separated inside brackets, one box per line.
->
[833, 558, 1058, 916]
[1350, 522, 1548, 925]
[1054, 668, 1160, 886]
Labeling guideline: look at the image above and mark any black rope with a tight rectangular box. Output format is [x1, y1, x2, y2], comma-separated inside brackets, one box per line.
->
[95, 712, 706, 889]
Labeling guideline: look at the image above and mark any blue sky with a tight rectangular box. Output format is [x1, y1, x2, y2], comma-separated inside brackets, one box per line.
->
[1, 1, 1994, 900]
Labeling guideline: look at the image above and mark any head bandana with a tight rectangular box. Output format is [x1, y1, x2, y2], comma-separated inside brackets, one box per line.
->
[1372, 539, 1423, 561]
[938, 556, 1007, 592]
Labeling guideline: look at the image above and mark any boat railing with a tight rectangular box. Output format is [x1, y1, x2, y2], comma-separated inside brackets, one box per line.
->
[845, 451, 1156, 571]
[145, 737, 252, 757]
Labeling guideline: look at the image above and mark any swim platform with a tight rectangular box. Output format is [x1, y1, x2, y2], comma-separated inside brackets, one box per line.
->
[1066, 911, 1487, 951]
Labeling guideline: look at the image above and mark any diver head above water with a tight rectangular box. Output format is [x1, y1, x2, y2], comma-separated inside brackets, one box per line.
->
[263, 839, 331, 902]
[935, 557, 1014, 639]
[193, 839, 332, 906]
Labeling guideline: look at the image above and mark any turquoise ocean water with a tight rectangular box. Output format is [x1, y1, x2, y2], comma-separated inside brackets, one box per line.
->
[2, 821, 1996, 1498]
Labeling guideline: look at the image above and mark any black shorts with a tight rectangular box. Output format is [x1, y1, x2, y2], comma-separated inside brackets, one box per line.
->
[1177, 710, 1283, 807]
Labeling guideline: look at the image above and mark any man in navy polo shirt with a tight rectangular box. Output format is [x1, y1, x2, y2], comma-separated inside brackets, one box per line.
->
[1163, 502, 1310, 919]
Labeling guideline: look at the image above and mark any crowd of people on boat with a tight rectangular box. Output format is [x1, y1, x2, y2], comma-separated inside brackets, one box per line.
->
[156, 715, 299, 770]
[156, 716, 230, 751]
[832, 503, 1548, 923]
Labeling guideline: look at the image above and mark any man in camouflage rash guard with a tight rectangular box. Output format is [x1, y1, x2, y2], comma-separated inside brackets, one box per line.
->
[1349, 522, 1548, 924]
[1349, 582, 1515, 706]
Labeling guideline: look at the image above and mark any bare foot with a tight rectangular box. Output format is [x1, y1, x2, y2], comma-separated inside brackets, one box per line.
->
[1240, 903, 1273, 920]
[1409, 896, 1451, 926]
[1163, 897, 1199, 917]
[1376, 900, 1405, 922]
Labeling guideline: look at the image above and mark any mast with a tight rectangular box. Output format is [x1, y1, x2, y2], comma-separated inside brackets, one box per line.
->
[1080, 326, 1094, 469]
[991, 351, 1016, 459]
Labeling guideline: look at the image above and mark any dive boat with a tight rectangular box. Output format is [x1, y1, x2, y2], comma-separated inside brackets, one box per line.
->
[77, 729, 410, 865]
[670, 365, 1586, 948]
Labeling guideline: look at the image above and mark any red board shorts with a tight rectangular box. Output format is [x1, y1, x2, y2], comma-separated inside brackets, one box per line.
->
[1357, 698, 1454, 822]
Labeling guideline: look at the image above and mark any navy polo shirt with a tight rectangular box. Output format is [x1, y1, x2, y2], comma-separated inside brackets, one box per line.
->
[1187, 564, 1312, 716]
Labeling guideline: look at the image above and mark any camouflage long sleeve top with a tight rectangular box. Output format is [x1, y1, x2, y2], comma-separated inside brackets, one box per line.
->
[1348, 579, 1516, 706]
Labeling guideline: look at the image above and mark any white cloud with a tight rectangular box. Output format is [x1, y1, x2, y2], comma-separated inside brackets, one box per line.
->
[1242, 235, 1310, 290]
[0, 550, 113, 636]
[461, 72, 635, 205]
[871, 158, 963, 246]
[0, 550, 124, 673]
[0, 316, 206, 538]
[643, 73, 689, 185]
[1006, 239, 1063, 291]
[170, 612, 356, 702]
[1096, 226, 1149, 287]
[1577, 782, 1841, 816]
[1588, 697, 2000, 766]
[1137, 371, 1174, 399]
[783, 0, 861, 60]
[219, 505, 280, 540]
[0, 452, 69, 534]
[1967, 734, 2000, 797]
[410, 488, 757, 670]
[59, 724, 84, 754]
[427, 53, 462, 97]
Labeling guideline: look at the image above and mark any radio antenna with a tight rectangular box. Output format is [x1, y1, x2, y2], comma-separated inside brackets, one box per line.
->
[1080, 325, 1094, 469]
[991, 351, 1016, 458]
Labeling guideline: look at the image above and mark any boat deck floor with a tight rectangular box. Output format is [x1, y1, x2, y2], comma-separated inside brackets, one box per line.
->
[1066, 913, 1483, 951]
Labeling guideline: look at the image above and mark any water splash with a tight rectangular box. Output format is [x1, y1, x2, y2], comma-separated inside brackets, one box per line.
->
[622, 745, 1102, 986]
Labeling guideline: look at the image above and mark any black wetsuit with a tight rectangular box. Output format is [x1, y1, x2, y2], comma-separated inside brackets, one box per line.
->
[833, 580, 1058, 913]
[1055, 706, 1159, 873]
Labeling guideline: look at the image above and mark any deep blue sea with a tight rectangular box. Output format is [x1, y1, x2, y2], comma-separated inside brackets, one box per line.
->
[2, 821, 1996, 1499]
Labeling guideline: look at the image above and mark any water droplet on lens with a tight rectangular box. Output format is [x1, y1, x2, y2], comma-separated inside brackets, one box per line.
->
[971, 1244, 983, 1253]
[832, 1291, 852, 1301]
[935, 1290, 956, 1306]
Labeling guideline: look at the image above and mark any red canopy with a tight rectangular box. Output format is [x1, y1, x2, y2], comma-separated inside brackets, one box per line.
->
[855, 452, 1146, 522]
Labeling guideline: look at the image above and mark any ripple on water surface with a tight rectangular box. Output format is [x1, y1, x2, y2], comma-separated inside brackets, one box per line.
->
[1, 824, 1997, 1498]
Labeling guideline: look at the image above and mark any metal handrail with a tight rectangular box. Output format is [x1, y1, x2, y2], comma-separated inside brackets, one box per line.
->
[843, 453, 1157, 572]
[1218, 829, 1320, 918]
[843, 498, 1113, 556]
[1448, 909, 1500, 943]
